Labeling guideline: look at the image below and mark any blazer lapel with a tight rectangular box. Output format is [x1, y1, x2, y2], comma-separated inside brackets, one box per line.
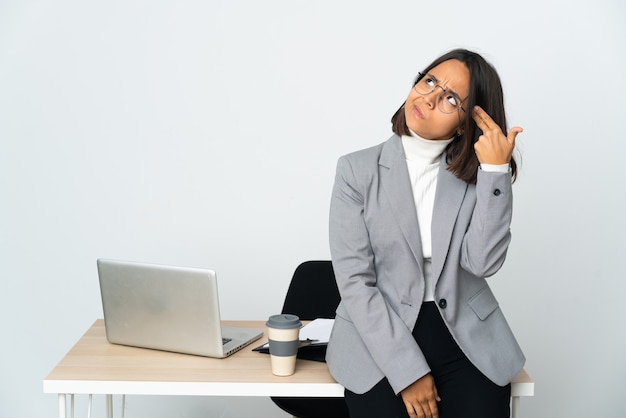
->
[379, 136, 424, 272]
[431, 154, 469, 282]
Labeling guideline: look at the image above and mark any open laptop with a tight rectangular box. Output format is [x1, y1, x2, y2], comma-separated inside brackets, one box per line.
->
[97, 258, 262, 358]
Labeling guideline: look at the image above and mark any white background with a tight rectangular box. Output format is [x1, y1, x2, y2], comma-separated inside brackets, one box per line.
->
[1, 0, 625, 417]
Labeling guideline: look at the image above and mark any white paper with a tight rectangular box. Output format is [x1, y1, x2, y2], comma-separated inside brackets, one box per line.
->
[257, 318, 334, 349]
[299, 318, 334, 344]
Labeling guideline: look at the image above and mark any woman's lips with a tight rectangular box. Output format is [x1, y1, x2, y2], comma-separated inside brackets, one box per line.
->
[412, 104, 424, 119]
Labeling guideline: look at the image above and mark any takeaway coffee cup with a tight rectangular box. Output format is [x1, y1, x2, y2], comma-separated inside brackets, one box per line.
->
[266, 314, 302, 376]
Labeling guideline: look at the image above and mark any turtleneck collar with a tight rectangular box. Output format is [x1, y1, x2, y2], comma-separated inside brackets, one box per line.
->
[401, 129, 454, 165]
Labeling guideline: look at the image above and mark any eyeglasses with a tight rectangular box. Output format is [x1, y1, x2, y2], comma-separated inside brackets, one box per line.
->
[413, 72, 466, 114]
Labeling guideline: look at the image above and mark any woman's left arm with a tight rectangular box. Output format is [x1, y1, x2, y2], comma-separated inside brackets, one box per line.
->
[460, 106, 523, 277]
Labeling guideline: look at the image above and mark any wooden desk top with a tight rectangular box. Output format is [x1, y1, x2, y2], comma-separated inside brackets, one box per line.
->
[44, 319, 533, 397]
[44, 319, 343, 397]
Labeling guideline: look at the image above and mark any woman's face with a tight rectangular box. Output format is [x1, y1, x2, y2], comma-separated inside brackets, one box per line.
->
[404, 59, 470, 141]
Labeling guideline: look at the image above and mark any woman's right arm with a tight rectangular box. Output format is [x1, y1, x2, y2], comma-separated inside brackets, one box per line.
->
[329, 155, 430, 396]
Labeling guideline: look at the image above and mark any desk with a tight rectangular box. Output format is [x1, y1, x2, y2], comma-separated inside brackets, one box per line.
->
[44, 320, 533, 418]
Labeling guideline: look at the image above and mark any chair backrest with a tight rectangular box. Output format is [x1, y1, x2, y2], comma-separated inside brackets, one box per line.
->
[281, 260, 340, 320]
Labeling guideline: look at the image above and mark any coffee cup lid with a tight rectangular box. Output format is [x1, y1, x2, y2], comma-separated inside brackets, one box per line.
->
[266, 314, 302, 329]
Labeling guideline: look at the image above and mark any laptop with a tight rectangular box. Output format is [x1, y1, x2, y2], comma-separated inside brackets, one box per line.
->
[97, 258, 262, 358]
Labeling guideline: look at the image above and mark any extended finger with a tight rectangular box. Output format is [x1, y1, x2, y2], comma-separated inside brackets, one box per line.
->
[472, 106, 497, 131]
[507, 126, 524, 144]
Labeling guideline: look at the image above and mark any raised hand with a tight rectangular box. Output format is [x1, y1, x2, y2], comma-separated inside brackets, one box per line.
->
[472, 106, 523, 165]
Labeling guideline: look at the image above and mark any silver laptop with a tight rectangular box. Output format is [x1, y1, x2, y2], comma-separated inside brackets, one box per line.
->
[97, 258, 262, 358]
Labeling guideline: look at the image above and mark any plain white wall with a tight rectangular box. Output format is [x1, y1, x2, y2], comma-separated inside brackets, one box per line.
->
[1, 0, 625, 417]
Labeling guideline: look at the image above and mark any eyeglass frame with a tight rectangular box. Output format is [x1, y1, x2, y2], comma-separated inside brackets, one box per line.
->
[413, 72, 467, 114]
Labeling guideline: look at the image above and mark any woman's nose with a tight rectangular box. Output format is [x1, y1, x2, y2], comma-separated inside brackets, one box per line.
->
[422, 90, 438, 109]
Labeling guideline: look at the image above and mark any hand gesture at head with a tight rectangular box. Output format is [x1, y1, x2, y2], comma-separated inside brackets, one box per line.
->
[472, 106, 523, 165]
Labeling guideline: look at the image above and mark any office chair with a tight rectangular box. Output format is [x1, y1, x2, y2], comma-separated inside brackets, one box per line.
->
[271, 260, 349, 418]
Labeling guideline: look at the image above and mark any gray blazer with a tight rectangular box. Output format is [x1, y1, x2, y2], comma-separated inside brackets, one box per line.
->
[326, 135, 525, 395]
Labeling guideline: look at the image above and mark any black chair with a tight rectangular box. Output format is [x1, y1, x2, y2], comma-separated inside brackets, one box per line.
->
[271, 260, 349, 418]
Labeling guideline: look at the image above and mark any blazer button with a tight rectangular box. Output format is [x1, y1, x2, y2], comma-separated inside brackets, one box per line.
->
[493, 189, 501, 196]
[438, 299, 447, 309]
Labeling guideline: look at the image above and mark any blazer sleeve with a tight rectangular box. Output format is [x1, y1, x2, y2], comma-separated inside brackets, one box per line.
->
[460, 168, 513, 278]
[329, 155, 430, 394]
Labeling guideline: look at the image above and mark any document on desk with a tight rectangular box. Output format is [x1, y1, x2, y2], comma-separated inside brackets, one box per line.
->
[299, 318, 334, 346]
[254, 318, 334, 350]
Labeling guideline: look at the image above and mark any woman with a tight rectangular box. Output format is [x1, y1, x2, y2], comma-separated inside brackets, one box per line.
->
[326, 49, 525, 418]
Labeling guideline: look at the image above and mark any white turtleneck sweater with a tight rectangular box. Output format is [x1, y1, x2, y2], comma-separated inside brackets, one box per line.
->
[401, 132, 451, 301]
[402, 131, 508, 301]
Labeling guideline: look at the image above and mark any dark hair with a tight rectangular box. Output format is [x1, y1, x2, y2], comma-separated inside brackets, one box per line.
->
[391, 49, 517, 184]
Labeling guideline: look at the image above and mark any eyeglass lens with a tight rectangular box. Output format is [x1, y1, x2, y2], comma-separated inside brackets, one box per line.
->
[414, 76, 462, 114]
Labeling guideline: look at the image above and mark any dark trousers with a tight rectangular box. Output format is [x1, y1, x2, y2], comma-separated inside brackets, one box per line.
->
[344, 302, 511, 418]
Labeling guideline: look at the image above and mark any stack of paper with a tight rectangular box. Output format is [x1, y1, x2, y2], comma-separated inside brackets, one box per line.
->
[299, 318, 334, 346]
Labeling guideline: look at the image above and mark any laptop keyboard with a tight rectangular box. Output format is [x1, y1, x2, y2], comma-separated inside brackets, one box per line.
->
[222, 338, 232, 345]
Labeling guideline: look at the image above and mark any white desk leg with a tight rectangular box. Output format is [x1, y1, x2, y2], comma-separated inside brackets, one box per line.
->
[106, 395, 113, 418]
[58, 394, 66, 418]
[511, 396, 520, 418]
